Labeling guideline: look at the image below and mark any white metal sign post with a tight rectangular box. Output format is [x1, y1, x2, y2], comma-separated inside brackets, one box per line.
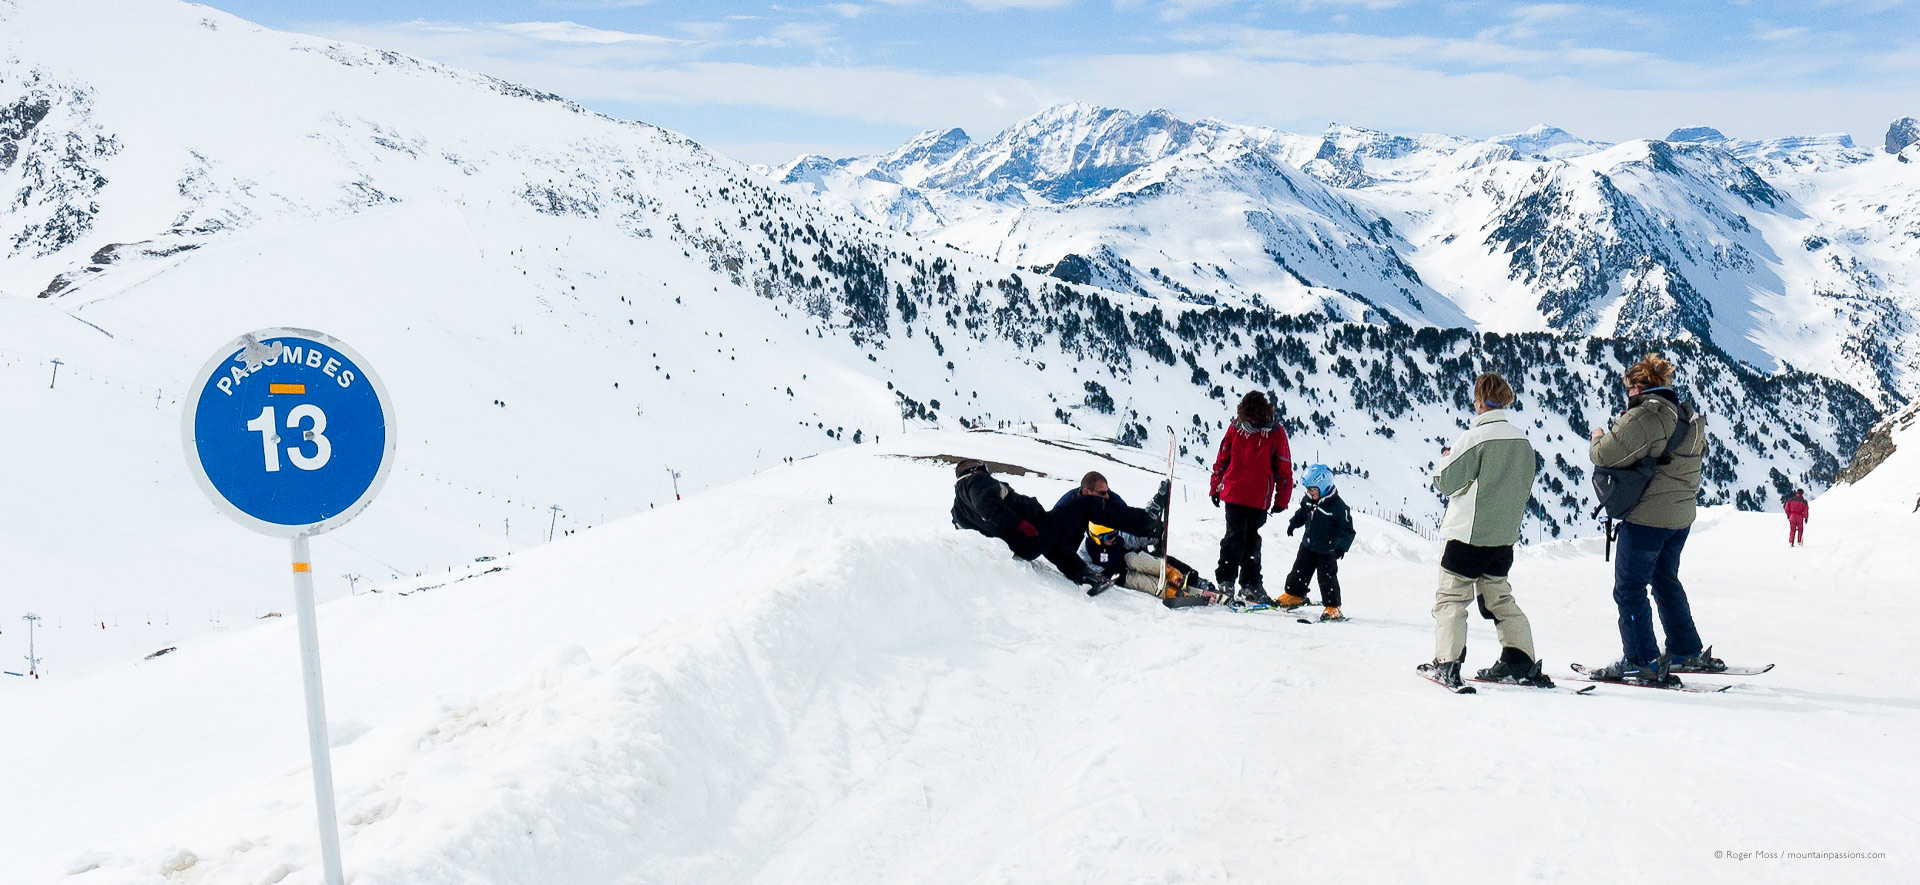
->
[183, 328, 395, 885]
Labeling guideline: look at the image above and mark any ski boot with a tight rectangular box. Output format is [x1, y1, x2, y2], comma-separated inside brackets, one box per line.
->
[1585, 657, 1677, 687]
[1474, 647, 1554, 688]
[1665, 646, 1728, 674]
[1417, 659, 1472, 692]
[1319, 606, 1347, 622]
[1239, 583, 1276, 606]
[1274, 592, 1310, 611]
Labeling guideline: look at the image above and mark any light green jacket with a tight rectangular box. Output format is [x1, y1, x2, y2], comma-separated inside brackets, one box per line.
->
[1433, 409, 1537, 547]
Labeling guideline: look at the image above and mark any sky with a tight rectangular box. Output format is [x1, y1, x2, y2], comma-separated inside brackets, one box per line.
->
[201, 1, 1920, 166]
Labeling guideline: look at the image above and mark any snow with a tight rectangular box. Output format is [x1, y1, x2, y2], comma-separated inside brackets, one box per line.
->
[2, 428, 1915, 883]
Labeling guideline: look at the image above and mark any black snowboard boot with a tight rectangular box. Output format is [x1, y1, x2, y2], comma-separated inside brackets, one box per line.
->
[1664, 646, 1727, 674]
[1587, 656, 1678, 686]
[1417, 659, 1468, 691]
[1239, 582, 1275, 606]
[1474, 647, 1555, 688]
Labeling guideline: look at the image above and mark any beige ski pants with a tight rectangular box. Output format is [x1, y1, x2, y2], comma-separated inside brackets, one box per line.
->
[1121, 551, 1168, 595]
[1433, 568, 1535, 663]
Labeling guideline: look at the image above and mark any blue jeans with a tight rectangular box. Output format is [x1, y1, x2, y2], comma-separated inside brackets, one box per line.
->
[1613, 522, 1704, 663]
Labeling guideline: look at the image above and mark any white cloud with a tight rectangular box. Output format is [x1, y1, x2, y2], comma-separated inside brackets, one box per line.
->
[495, 21, 682, 45]
[295, 14, 1920, 165]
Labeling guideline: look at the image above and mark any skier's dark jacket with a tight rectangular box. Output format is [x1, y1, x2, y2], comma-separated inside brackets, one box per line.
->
[1055, 488, 1139, 570]
[1287, 489, 1356, 556]
[953, 472, 1052, 558]
[954, 474, 1161, 561]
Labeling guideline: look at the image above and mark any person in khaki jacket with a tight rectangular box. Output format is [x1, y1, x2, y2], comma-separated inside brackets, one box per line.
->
[1585, 355, 1725, 683]
[1417, 372, 1552, 691]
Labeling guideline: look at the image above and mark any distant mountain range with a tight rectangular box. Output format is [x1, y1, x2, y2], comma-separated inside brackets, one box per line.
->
[773, 105, 1920, 409]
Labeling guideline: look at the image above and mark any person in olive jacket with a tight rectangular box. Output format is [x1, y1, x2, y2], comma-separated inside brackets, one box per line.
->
[1586, 355, 1725, 681]
[1281, 464, 1355, 621]
[951, 459, 1160, 588]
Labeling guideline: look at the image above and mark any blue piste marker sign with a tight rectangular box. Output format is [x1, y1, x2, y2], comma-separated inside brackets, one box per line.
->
[183, 327, 395, 537]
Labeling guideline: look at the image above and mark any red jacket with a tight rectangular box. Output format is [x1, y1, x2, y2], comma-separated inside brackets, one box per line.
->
[1785, 497, 1809, 523]
[1210, 419, 1293, 510]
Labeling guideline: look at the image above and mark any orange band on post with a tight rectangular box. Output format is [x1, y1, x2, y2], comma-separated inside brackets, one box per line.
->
[269, 383, 306, 394]
[292, 562, 312, 573]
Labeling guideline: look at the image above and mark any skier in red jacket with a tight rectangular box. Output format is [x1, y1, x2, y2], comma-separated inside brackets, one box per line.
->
[1208, 391, 1294, 603]
[1784, 489, 1809, 547]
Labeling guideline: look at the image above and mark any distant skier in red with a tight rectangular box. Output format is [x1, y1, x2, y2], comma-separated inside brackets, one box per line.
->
[1784, 489, 1809, 547]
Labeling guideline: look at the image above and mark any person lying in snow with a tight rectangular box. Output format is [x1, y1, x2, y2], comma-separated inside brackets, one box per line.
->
[1279, 464, 1355, 621]
[951, 459, 1161, 589]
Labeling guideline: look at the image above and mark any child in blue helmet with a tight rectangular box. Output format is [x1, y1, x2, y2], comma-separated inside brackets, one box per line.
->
[1281, 464, 1356, 621]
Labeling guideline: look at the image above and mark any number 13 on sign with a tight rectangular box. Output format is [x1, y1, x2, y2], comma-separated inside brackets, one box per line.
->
[248, 404, 332, 472]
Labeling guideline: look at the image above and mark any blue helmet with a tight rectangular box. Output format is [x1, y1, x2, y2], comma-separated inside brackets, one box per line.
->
[1300, 464, 1335, 494]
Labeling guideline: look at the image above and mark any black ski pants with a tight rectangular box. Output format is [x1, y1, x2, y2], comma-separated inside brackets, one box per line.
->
[1283, 547, 1341, 607]
[1215, 502, 1268, 589]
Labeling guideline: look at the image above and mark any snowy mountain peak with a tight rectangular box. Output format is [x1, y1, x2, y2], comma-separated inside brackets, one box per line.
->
[917, 103, 1199, 202]
[776, 153, 842, 184]
[1666, 126, 1726, 143]
[1491, 124, 1607, 160]
[1889, 116, 1920, 154]
[864, 126, 971, 186]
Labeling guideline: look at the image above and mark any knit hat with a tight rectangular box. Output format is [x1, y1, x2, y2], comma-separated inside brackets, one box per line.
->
[1300, 464, 1335, 494]
[955, 458, 988, 478]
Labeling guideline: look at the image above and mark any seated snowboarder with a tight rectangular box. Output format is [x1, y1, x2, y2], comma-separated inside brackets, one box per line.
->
[1279, 464, 1355, 621]
[952, 460, 1160, 589]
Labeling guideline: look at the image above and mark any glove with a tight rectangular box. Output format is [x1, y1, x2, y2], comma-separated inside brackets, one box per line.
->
[1270, 501, 1285, 514]
[1210, 493, 1221, 508]
[1016, 520, 1040, 538]
[1287, 524, 1298, 536]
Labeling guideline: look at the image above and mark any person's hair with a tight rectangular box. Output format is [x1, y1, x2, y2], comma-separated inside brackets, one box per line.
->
[1624, 354, 1676, 389]
[1080, 471, 1108, 491]
[1236, 390, 1274, 426]
[954, 458, 988, 478]
[1473, 372, 1514, 409]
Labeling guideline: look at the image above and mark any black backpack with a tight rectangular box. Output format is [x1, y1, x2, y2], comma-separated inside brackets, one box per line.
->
[1591, 402, 1694, 520]
[951, 474, 1002, 537]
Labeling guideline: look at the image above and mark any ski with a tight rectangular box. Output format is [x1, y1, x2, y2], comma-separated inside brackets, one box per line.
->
[1669, 663, 1773, 676]
[1667, 646, 1771, 676]
[1565, 664, 1733, 693]
[1468, 678, 1596, 695]
[1417, 670, 1476, 694]
[1084, 575, 1120, 597]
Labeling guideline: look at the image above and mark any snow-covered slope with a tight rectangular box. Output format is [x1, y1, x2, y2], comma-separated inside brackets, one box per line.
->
[794, 105, 1920, 406]
[2, 429, 1914, 883]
